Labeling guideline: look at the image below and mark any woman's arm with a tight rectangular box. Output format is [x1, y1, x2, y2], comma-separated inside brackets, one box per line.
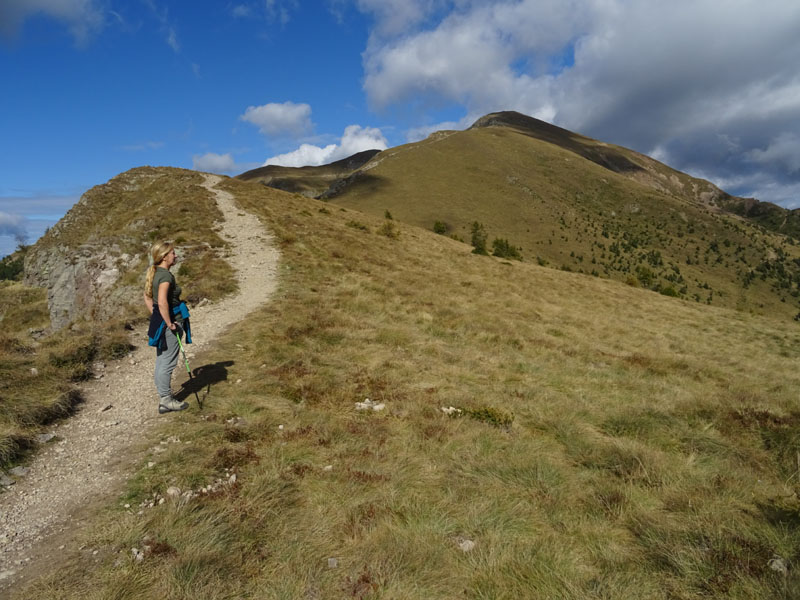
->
[157, 281, 176, 330]
[144, 292, 153, 313]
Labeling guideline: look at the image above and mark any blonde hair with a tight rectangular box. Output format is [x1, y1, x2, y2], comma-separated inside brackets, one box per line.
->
[144, 241, 174, 299]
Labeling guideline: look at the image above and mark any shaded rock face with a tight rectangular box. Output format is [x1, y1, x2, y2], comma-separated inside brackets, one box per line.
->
[23, 243, 140, 331]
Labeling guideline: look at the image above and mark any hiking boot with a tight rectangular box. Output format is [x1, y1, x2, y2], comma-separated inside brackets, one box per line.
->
[159, 397, 189, 414]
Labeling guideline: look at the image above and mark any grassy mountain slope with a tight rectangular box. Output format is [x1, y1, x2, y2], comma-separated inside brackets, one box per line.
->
[320, 112, 800, 321]
[17, 175, 800, 599]
[237, 149, 381, 197]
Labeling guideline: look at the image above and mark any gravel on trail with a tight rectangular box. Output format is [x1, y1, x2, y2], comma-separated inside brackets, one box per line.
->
[0, 175, 280, 591]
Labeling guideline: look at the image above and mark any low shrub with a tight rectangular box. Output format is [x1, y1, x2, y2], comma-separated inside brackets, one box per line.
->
[347, 220, 369, 231]
[465, 405, 515, 429]
[492, 238, 522, 260]
[377, 220, 400, 239]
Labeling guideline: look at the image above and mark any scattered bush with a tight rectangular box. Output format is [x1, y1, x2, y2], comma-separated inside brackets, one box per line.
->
[0, 248, 26, 281]
[347, 220, 369, 232]
[433, 221, 448, 235]
[465, 405, 514, 429]
[492, 238, 522, 260]
[384, 209, 393, 220]
[377, 220, 400, 239]
[635, 266, 655, 287]
[658, 285, 680, 297]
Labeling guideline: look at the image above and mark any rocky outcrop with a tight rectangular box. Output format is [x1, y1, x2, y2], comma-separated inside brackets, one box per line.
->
[23, 243, 140, 331]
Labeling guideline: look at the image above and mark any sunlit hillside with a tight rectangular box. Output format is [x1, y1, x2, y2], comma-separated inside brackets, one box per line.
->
[10, 171, 800, 599]
[297, 112, 800, 321]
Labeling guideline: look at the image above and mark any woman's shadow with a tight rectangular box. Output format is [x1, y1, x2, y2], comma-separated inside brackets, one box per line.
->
[174, 360, 234, 408]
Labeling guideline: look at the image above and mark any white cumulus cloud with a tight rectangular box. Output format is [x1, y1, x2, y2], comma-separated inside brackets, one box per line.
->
[263, 125, 388, 167]
[193, 152, 238, 174]
[241, 101, 313, 138]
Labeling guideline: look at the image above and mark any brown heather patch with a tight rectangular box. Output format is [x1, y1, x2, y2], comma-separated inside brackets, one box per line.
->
[342, 566, 381, 599]
[144, 539, 177, 558]
[284, 462, 314, 479]
[346, 467, 389, 484]
[209, 443, 258, 470]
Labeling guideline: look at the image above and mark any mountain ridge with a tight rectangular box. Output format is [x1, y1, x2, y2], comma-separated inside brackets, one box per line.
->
[237, 148, 381, 197]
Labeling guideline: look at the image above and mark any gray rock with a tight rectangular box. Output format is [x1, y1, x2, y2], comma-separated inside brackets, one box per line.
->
[9, 467, 29, 477]
[0, 473, 15, 487]
[23, 236, 140, 331]
[36, 433, 56, 444]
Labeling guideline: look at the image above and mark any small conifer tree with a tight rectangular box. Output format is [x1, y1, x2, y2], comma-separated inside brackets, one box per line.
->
[471, 221, 488, 255]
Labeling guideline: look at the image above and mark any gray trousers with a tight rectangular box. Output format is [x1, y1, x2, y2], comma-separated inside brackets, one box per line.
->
[155, 322, 183, 400]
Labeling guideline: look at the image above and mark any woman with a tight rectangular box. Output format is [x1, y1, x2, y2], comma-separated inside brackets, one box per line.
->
[144, 241, 191, 414]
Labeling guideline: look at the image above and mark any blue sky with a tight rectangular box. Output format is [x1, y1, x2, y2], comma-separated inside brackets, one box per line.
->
[2, 0, 799, 257]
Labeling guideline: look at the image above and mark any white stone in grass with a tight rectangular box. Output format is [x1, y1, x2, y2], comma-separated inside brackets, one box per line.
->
[323, 465, 333, 472]
[166, 487, 181, 498]
[356, 398, 382, 411]
[441, 406, 462, 416]
[30, 367, 38, 377]
[769, 556, 788, 575]
[457, 538, 476, 552]
[328, 557, 338, 568]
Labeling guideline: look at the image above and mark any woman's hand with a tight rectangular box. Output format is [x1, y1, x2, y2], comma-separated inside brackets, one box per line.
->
[167, 322, 177, 331]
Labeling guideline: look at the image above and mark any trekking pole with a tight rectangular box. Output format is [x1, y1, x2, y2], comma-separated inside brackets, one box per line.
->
[175, 331, 202, 408]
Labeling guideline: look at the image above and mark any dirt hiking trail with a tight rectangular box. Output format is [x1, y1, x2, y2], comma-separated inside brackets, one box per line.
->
[0, 174, 280, 592]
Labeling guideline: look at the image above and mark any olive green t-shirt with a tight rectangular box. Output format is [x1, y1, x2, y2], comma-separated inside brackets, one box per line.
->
[152, 267, 183, 321]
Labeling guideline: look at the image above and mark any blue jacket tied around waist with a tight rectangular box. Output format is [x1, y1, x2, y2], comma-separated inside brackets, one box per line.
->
[148, 301, 192, 350]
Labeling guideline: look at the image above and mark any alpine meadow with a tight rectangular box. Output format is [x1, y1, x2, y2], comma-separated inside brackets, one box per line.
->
[3, 113, 800, 599]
